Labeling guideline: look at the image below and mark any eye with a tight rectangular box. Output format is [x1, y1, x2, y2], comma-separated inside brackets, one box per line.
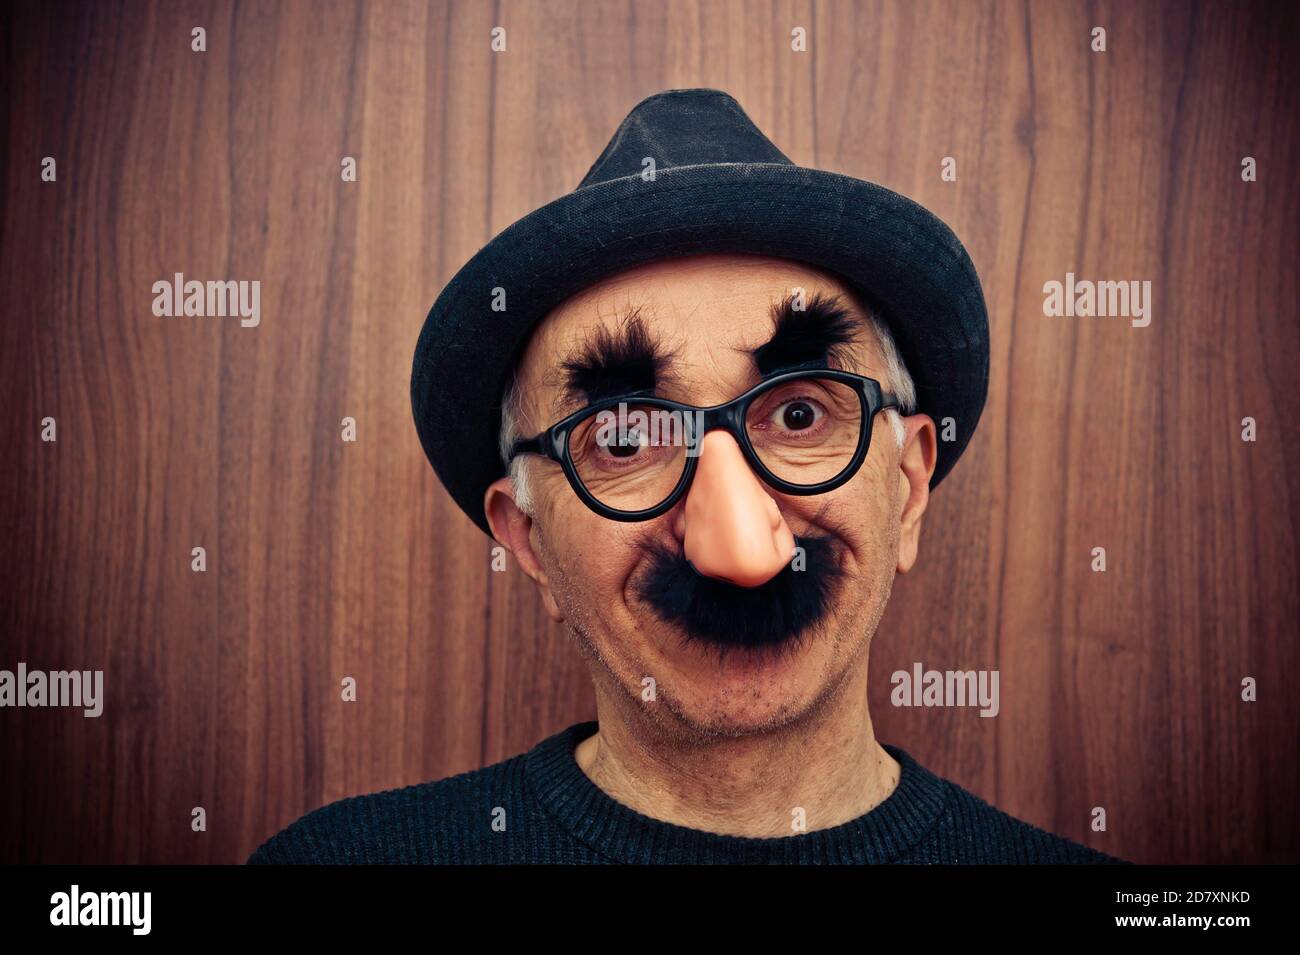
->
[602, 428, 647, 458]
[570, 403, 685, 475]
[588, 425, 669, 471]
[776, 399, 819, 431]
[759, 396, 828, 436]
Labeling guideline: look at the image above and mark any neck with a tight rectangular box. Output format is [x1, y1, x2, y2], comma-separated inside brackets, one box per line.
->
[575, 659, 899, 837]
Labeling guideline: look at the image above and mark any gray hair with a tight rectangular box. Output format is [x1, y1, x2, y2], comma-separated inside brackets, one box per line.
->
[498, 301, 917, 516]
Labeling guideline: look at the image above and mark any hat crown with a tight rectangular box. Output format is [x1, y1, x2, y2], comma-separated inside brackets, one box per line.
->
[577, 88, 793, 189]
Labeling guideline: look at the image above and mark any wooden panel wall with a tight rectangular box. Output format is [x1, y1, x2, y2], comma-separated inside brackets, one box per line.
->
[1, 0, 1295, 864]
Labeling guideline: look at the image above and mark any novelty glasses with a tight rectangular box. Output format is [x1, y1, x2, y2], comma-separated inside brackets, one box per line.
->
[506, 368, 901, 521]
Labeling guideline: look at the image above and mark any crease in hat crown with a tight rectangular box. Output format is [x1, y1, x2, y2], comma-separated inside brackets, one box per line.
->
[575, 88, 794, 190]
[411, 87, 990, 537]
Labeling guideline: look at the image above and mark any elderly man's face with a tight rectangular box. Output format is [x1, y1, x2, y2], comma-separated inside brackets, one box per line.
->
[486, 253, 936, 738]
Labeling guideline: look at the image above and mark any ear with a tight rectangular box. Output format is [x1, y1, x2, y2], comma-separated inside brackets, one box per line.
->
[484, 476, 564, 622]
[895, 413, 938, 574]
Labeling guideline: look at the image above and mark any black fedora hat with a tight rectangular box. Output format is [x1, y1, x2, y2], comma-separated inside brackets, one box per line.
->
[411, 88, 988, 537]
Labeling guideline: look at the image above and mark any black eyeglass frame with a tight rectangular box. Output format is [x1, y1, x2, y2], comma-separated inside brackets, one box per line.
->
[507, 367, 901, 522]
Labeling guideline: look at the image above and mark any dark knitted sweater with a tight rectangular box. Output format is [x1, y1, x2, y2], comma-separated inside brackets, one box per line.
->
[247, 720, 1128, 864]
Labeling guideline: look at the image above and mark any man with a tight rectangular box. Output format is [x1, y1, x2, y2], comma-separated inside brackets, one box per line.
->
[249, 88, 1125, 864]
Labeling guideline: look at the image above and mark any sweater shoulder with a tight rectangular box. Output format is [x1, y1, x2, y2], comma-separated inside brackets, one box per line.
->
[926, 775, 1130, 864]
[246, 749, 529, 864]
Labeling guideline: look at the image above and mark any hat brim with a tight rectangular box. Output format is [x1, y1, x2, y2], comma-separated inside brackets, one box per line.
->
[412, 162, 989, 537]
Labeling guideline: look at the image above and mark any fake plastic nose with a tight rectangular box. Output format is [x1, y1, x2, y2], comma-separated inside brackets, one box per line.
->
[682, 431, 796, 588]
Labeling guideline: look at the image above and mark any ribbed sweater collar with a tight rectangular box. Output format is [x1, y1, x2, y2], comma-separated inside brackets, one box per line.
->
[524, 720, 950, 864]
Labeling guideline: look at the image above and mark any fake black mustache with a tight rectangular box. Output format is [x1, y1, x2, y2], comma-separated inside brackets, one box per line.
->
[633, 534, 845, 658]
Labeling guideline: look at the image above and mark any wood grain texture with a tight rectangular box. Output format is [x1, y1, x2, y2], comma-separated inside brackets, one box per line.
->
[0, 0, 1295, 864]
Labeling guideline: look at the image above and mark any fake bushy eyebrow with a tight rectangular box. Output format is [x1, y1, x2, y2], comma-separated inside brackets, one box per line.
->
[749, 291, 866, 375]
[558, 307, 680, 409]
